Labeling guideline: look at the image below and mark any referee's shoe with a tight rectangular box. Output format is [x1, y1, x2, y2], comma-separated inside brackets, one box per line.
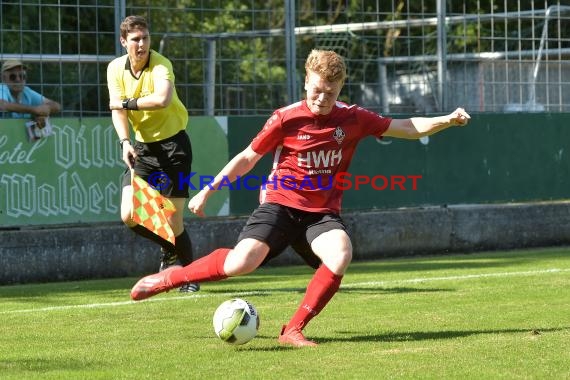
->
[159, 249, 200, 293]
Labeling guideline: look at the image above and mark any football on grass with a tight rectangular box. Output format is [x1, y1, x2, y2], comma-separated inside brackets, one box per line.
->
[213, 298, 259, 345]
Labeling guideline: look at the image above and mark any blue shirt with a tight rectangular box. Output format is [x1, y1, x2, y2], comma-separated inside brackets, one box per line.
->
[0, 84, 44, 118]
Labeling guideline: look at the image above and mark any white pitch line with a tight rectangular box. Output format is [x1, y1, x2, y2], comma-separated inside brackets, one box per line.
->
[0, 290, 267, 315]
[1, 268, 568, 315]
[340, 268, 570, 288]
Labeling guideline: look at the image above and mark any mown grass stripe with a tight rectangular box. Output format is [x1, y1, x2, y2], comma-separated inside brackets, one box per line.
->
[2, 268, 567, 315]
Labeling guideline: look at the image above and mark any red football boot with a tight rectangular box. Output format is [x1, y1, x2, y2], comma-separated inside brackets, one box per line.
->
[278, 325, 318, 347]
[130, 265, 181, 301]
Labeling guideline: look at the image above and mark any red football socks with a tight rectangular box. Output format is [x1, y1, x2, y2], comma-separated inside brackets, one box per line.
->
[285, 264, 343, 331]
[170, 248, 230, 285]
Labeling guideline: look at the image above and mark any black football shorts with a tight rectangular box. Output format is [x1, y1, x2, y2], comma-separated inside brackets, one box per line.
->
[237, 202, 347, 268]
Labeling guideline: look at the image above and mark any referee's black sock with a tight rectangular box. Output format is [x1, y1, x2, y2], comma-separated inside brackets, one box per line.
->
[129, 224, 175, 252]
[174, 229, 194, 266]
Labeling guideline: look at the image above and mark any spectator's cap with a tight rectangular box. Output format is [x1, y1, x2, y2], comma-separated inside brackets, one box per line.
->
[2, 60, 27, 72]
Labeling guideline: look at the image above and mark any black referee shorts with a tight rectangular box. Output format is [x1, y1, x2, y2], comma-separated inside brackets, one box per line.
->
[121, 130, 192, 198]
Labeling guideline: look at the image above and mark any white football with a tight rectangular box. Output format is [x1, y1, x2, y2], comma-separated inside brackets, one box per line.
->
[213, 298, 259, 345]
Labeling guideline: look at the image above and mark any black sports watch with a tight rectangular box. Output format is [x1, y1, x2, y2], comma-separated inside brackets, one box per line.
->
[122, 98, 129, 109]
[119, 138, 130, 149]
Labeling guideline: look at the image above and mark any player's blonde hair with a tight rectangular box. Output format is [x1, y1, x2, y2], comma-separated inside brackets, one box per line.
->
[304, 49, 347, 84]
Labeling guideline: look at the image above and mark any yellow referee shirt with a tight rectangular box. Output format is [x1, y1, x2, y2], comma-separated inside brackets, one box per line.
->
[107, 50, 188, 143]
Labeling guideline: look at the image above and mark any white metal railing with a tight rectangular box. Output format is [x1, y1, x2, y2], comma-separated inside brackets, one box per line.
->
[1, 2, 568, 116]
[528, 5, 570, 108]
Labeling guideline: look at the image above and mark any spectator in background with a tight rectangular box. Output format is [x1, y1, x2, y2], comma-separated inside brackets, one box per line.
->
[0, 60, 61, 126]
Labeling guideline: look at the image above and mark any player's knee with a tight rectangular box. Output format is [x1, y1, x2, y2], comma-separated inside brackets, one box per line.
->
[224, 239, 268, 276]
[224, 257, 257, 276]
[320, 247, 352, 275]
[336, 248, 353, 273]
[340, 248, 353, 266]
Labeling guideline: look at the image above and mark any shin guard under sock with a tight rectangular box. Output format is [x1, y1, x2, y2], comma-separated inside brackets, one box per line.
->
[285, 264, 343, 331]
[170, 248, 231, 285]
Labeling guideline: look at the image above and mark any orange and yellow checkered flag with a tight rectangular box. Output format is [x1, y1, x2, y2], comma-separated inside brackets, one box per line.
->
[131, 171, 176, 245]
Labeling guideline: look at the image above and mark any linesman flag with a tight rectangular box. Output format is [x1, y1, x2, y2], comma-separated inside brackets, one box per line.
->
[131, 171, 176, 245]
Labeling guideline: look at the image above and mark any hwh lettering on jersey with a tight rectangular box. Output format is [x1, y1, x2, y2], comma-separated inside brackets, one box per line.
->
[297, 149, 342, 168]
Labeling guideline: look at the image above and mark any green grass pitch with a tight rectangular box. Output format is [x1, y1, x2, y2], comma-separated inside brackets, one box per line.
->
[1, 247, 569, 379]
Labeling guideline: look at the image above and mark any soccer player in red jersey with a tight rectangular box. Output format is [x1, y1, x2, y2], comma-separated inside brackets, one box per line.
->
[130, 49, 471, 347]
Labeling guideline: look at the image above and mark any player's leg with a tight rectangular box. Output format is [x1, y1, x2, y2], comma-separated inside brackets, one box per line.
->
[158, 197, 185, 271]
[290, 235, 321, 269]
[311, 228, 352, 274]
[145, 131, 200, 291]
[130, 203, 292, 300]
[164, 235, 272, 284]
[129, 238, 269, 300]
[279, 215, 350, 347]
[223, 238, 271, 275]
[166, 197, 201, 292]
[120, 180, 134, 226]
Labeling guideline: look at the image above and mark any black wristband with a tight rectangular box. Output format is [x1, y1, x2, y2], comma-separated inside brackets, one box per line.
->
[119, 138, 130, 149]
[122, 99, 129, 109]
[127, 98, 139, 110]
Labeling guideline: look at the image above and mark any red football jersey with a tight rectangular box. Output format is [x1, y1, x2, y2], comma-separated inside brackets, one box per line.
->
[251, 100, 392, 213]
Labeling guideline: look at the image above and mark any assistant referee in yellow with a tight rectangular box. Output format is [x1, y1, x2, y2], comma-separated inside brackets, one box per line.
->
[107, 15, 199, 292]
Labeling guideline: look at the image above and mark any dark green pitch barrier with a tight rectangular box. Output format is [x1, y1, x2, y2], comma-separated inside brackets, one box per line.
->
[1, 113, 568, 226]
[0, 117, 228, 226]
[227, 113, 570, 215]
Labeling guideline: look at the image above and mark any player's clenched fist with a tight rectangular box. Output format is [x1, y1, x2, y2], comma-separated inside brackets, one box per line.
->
[450, 107, 471, 126]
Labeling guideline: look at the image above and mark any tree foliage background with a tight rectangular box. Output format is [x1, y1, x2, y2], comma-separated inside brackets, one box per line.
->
[0, 0, 567, 116]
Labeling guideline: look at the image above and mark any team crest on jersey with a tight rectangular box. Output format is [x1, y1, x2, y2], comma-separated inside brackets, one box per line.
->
[333, 126, 345, 145]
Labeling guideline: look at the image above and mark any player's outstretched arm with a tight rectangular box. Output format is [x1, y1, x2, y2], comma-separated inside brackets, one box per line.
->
[384, 107, 470, 139]
[188, 145, 263, 217]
